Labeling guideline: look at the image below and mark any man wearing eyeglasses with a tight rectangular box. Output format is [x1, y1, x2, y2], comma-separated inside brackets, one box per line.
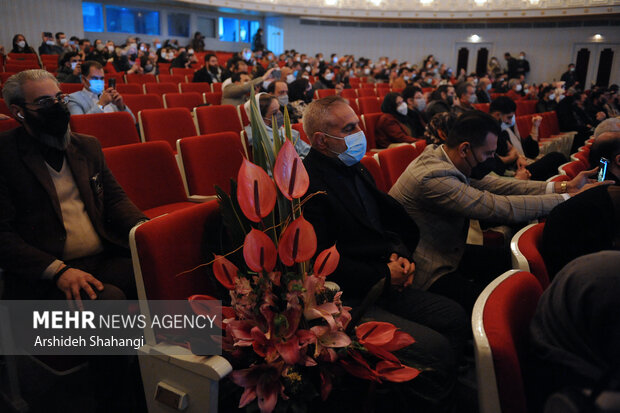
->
[66, 60, 135, 120]
[0, 69, 147, 302]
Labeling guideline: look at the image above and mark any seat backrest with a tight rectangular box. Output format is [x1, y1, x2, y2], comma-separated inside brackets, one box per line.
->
[357, 96, 381, 114]
[70, 112, 140, 148]
[144, 82, 178, 96]
[377, 144, 417, 189]
[138, 107, 197, 150]
[357, 88, 376, 98]
[158, 62, 171, 74]
[1, 73, 17, 84]
[130, 200, 221, 302]
[171, 68, 196, 77]
[0, 98, 10, 116]
[180, 82, 212, 94]
[360, 156, 388, 193]
[194, 105, 242, 135]
[473, 269, 543, 413]
[6, 63, 40, 71]
[515, 100, 537, 117]
[115, 83, 143, 95]
[8, 53, 38, 61]
[341, 89, 358, 100]
[177, 132, 245, 196]
[473, 103, 490, 113]
[211, 82, 223, 92]
[515, 114, 534, 140]
[361, 83, 376, 89]
[59, 83, 83, 94]
[559, 160, 586, 179]
[203, 92, 222, 106]
[158, 74, 186, 84]
[316, 89, 336, 99]
[103, 141, 187, 211]
[510, 223, 549, 288]
[0, 118, 20, 133]
[126, 74, 157, 85]
[291, 123, 310, 144]
[571, 150, 589, 168]
[104, 73, 125, 88]
[163, 92, 204, 110]
[546, 174, 571, 183]
[237, 104, 250, 127]
[360, 113, 380, 150]
[123, 93, 163, 115]
[541, 111, 560, 135]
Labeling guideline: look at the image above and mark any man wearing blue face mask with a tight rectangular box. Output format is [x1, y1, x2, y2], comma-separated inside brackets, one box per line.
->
[67, 61, 135, 121]
[302, 98, 473, 407]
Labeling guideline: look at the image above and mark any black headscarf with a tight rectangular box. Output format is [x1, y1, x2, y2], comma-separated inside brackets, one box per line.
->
[381, 92, 410, 125]
[288, 78, 312, 103]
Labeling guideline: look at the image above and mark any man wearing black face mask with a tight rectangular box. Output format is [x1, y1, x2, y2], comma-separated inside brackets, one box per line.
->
[0, 70, 147, 302]
[389, 111, 607, 312]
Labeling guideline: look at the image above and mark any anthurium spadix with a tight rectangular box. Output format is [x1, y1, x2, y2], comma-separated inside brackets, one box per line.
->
[244, 228, 277, 273]
[237, 159, 277, 222]
[278, 215, 317, 266]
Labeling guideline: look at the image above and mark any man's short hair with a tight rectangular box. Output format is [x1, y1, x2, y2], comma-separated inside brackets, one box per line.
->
[303, 95, 348, 143]
[489, 96, 517, 114]
[455, 82, 473, 98]
[402, 85, 422, 101]
[594, 118, 620, 139]
[59, 51, 79, 66]
[397, 67, 409, 76]
[266, 80, 286, 94]
[508, 78, 521, 89]
[589, 132, 620, 166]
[55, 32, 65, 40]
[446, 111, 501, 149]
[2, 69, 58, 106]
[231, 71, 249, 83]
[80, 60, 103, 77]
[79, 38, 90, 46]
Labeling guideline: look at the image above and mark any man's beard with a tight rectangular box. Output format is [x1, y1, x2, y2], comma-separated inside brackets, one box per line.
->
[36, 128, 72, 151]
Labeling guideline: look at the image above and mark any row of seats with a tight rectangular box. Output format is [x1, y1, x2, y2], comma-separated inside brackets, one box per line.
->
[473, 99, 538, 117]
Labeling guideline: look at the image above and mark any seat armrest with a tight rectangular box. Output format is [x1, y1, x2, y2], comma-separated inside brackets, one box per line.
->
[187, 195, 218, 203]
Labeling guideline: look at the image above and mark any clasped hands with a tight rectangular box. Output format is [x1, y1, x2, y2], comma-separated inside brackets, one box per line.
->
[388, 253, 415, 291]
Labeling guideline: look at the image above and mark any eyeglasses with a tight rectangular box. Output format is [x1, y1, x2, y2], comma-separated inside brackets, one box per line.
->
[23, 93, 69, 109]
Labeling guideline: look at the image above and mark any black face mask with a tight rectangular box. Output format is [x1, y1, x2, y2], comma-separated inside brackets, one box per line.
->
[465, 146, 496, 180]
[23, 102, 71, 150]
[447, 95, 454, 105]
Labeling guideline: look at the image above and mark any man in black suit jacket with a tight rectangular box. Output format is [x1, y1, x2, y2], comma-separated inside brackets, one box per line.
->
[301, 97, 472, 412]
[0, 70, 147, 301]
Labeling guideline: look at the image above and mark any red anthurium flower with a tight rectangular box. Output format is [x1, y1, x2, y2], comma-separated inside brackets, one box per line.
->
[237, 159, 277, 222]
[381, 331, 416, 353]
[278, 215, 317, 266]
[212, 254, 238, 290]
[313, 245, 340, 277]
[188, 295, 230, 328]
[244, 229, 277, 273]
[355, 321, 397, 347]
[273, 140, 309, 200]
[340, 350, 381, 383]
[376, 360, 421, 382]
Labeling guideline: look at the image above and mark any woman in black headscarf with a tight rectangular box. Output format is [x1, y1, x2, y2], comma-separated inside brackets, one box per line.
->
[375, 92, 418, 149]
[287, 78, 313, 124]
[526, 250, 620, 412]
[10, 34, 36, 54]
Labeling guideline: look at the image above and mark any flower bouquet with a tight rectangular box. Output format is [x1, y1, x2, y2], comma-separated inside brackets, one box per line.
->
[189, 90, 422, 412]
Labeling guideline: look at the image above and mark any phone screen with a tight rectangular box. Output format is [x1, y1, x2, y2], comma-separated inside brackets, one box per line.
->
[108, 78, 116, 89]
[598, 157, 609, 182]
[273, 70, 281, 80]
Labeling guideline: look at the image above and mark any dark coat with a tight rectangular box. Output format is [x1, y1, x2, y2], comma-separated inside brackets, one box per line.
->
[0, 128, 146, 297]
[302, 148, 420, 300]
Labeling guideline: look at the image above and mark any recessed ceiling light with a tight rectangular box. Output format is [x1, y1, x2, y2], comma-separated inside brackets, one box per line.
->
[529, 0, 540, 4]
[370, 0, 382, 5]
[474, 0, 486, 5]
[420, 0, 433, 5]
[594, 33, 603, 40]
[325, 0, 337, 5]
[470, 34, 481, 42]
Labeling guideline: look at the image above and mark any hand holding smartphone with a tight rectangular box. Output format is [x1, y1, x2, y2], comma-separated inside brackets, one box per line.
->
[108, 78, 116, 89]
[598, 157, 609, 182]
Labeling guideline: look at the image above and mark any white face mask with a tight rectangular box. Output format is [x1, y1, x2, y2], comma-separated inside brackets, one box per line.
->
[502, 114, 516, 129]
[396, 102, 408, 116]
[277, 95, 289, 106]
[107, 45, 114, 53]
[364, 68, 371, 75]
[414, 98, 426, 111]
[46, 40, 55, 46]
[17, 41, 26, 48]
[524, 88, 529, 95]
[549, 93, 556, 100]
[515, 84, 522, 92]
[468, 94, 476, 104]
[70, 61, 78, 70]
[96, 43, 105, 51]
[326, 130, 367, 166]
[324, 73, 335, 81]
[60, 38, 67, 45]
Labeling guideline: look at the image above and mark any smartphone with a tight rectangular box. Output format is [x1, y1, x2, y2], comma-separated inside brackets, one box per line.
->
[598, 157, 609, 182]
[108, 78, 116, 89]
[272, 69, 281, 80]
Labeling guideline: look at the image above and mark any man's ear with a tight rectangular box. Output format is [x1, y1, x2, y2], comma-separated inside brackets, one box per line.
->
[9, 104, 24, 122]
[312, 131, 326, 149]
[458, 142, 470, 158]
[614, 153, 620, 168]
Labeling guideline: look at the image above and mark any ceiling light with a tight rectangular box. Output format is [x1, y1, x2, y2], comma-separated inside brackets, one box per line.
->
[593, 33, 603, 40]
[474, 0, 486, 5]
[529, 0, 540, 4]
[470, 34, 481, 42]
[420, 0, 433, 5]
[325, 0, 337, 5]
[369, 0, 382, 5]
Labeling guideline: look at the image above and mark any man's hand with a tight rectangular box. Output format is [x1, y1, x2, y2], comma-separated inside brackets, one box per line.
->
[596, 112, 607, 121]
[110, 90, 125, 110]
[98, 88, 114, 107]
[263, 67, 275, 80]
[564, 167, 614, 196]
[56, 267, 104, 309]
[516, 156, 529, 170]
[388, 253, 415, 289]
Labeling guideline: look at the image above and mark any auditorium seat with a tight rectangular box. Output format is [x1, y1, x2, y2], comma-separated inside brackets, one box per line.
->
[59, 83, 83, 94]
[558, 160, 586, 179]
[545, 174, 571, 183]
[157, 74, 186, 84]
[357, 96, 381, 114]
[1, 73, 16, 84]
[104, 73, 125, 87]
[144, 82, 178, 96]
[123, 93, 164, 115]
[125, 74, 157, 85]
[103, 141, 198, 218]
[163, 92, 205, 110]
[291, 123, 310, 144]
[356, 88, 377, 98]
[515, 100, 537, 116]
[180, 82, 212, 94]
[473, 103, 490, 113]
[194, 105, 242, 136]
[203, 92, 222, 106]
[138, 107, 197, 150]
[211, 82, 223, 92]
[8, 53, 38, 62]
[360, 155, 388, 193]
[360, 112, 380, 150]
[171, 68, 196, 77]
[316, 89, 336, 99]
[361, 83, 376, 89]
[377, 88, 391, 99]
[158, 62, 171, 74]
[70, 112, 140, 148]
[0, 118, 20, 132]
[6, 62, 40, 72]
[237, 104, 250, 128]
[571, 149, 589, 167]
[472, 269, 543, 413]
[129, 200, 232, 412]
[341, 88, 358, 100]
[177, 132, 245, 196]
[377, 144, 417, 189]
[510, 223, 550, 288]
[0, 98, 10, 116]
[115, 83, 143, 95]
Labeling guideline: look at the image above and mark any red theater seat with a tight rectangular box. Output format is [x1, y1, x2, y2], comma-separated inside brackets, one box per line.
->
[357, 96, 381, 114]
[360, 156, 388, 193]
[138, 107, 197, 150]
[180, 82, 212, 94]
[163, 92, 205, 111]
[70, 112, 140, 148]
[377, 144, 418, 189]
[510, 223, 549, 288]
[123, 93, 164, 115]
[193, 105, 242, 136]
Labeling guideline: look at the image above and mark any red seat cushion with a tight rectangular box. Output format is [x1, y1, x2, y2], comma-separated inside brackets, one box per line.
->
[143, 201, 198, 219]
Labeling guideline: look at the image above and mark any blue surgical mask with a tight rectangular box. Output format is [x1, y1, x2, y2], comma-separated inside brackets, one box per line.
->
[326, 130, 367, 166]
[501, 114, 516, 130]
[89, 79, 105, 95]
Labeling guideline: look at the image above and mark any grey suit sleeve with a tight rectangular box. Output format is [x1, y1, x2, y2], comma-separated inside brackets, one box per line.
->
[472, 174, 548, 196]
[67, 93, 104, 116]
[420, 174, 564, 223]
[222, 76, 264, 99]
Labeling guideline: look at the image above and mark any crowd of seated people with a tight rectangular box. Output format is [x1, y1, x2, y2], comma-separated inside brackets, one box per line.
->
[1, 29, 620, 413]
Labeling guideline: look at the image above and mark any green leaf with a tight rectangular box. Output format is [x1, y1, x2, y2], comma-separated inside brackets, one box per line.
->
[248, 88, 276, 173]
[283, 106, 293, 143]
[216, 182, 250, 248]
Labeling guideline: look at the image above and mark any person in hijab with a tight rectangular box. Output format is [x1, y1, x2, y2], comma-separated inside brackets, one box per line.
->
[243, 93, 310, 159]
[375, 92, 418, 149]
[313, 67, 336, 90]
[287, 78, 314, 123]
[11, 34, 36, 54]
[526, 250, 620, 412]
[424, 112, 457, 146]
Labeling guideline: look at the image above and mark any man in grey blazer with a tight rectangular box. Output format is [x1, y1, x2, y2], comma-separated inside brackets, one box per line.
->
[389, 111, 605, 312]
[67, 60, 135, 122]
